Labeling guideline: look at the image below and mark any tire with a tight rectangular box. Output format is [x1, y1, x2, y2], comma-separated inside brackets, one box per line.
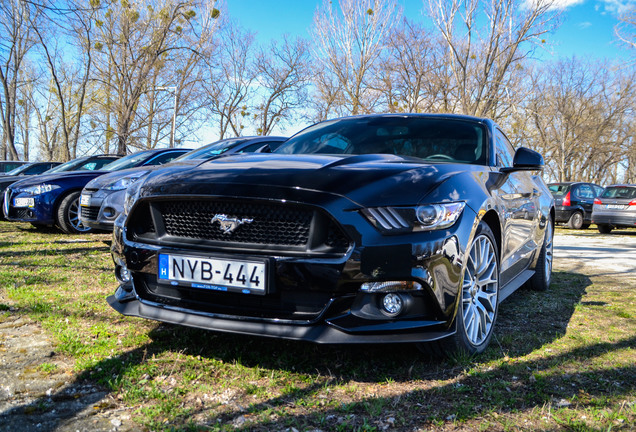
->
[566, 211, 584, 229]
[56, 191, 93, 234]
[421, 222, 499, 357]
[526, 218, 553, 292]
[597, 224, 612, 234]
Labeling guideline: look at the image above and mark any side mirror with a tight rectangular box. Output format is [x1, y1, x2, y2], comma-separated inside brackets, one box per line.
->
[502, 147, 544, 172]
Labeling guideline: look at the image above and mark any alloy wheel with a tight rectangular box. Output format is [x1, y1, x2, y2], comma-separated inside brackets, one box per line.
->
[462, 234, 499, 346]
[68, 197, 92, 233]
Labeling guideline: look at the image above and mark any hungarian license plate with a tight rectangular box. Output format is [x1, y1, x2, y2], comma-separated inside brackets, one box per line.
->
[606, 204, 624, 209]
[80, 194, 91, 207]
[158, 253, 267, 295]
[13, 197, 34, 208]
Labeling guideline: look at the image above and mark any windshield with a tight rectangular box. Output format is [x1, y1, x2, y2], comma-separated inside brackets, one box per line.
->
[172, 138, 246, 161]
[548, 184, 568, 196]
[601, 186, 636, 200]
[275, 116, 487, 164]
[46, 157, 90, 173]
[101, 150, 156, 171]
[6, 165, 30, 175]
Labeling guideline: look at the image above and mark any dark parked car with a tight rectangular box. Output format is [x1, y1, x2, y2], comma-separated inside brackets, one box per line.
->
[548, 182, 604, 229]
[592, 184, 636, 233]
[0, 161, 28, 172]
[3, 149, 186, 234]
[0, 162, 62, 217]
[80, 136, 286, 231]
[108, 114, 554, 357]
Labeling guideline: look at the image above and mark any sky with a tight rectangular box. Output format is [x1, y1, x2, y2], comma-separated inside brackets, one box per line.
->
[191, 0, 635, 143]
[224, 0, 635, 62]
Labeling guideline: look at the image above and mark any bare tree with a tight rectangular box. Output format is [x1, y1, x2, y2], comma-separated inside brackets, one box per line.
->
[616, 8, 636, 51]
[311, 0, 401, 117]
[252, 36, 310, 135]
[427, 0, 561, 120]
[523, 58, 635, 184]
[202, 20, 257, 138]
[92, 0, 219, 154]
[0, 0, 39, 160]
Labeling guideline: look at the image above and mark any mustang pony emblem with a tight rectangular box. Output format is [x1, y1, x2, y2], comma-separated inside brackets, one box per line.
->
[211, 214, 254, 234]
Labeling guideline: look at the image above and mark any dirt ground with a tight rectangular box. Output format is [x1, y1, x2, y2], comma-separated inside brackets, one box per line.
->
[1, 231, 634, 431]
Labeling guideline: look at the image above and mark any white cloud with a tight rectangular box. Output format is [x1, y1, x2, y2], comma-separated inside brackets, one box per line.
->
[598, 0, 636, 15]
[578, 21, 593, 28]
[522, 0, 585, 11]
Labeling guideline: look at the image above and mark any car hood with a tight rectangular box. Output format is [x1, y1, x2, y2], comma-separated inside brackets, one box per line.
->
[86, 160, 206, 189]
[139, 153, 478, 208]
[8, 170, 108, 188]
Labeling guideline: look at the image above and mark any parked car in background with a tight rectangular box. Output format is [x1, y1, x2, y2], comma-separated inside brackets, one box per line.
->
[80, 136, 287, 231]
[0, 162, 62, 218]
[548, 182, 604, 229]
[108, 114, 554, 357]
[0, 161, 28, 172]
[3, 149, 186, 234]
[592, 184, 636, 233]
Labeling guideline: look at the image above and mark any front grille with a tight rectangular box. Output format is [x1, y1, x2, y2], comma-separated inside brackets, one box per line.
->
[11, 208, 31, 219]
[159, 200, 312, 246]
[81, 206, 100, 221]
[127, 198, 352, 256]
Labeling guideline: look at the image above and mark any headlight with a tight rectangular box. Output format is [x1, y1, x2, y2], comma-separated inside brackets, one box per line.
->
[18, 184, 57, 195]
[123, 177, 146, 216]
[103, 171, 149, 191]
[361, 202, 465, 233]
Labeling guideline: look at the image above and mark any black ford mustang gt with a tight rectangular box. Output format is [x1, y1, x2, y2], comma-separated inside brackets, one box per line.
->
[109, 114, 555, 356]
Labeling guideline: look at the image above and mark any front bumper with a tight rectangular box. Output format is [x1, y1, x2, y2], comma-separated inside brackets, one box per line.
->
[108, 192, 476, 344]
[3, 188, 57, 224]
[80, 189, 125, 231]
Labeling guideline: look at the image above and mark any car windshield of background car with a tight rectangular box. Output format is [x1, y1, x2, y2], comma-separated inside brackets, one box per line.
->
[601, 186, 636, 199]
[45, 157, 91, 173]
[5, 165, 32, 175]
[275, 117, 487, 164]
[171, 138, 246, 162]
[101, 150, 158, 171]
[548, 184, 568, 196]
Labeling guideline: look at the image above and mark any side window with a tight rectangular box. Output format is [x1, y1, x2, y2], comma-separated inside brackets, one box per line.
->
[580, 184, 594, 199]
[495, 130, 515, 168]
[80, 162, 98, 171]
[593, 185, 604, 197]
[146, 152, 182, 165]
[237, 142, 268, 153]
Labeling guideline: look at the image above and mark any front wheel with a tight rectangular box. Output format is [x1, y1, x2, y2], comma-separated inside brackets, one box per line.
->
[421, 222, 499, 357]
[526, 218, 553, 291]
[56, 191, 93, 234]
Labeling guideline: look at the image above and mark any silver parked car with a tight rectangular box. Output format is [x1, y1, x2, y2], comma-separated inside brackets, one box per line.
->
[592, 184, 636, 233]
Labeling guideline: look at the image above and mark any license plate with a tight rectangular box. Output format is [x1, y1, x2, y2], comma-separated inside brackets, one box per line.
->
[606, 204, 624, 209]
[13, 197, 34, 208]
[80, 194, 91, 207]
[158, 253, 267, 295]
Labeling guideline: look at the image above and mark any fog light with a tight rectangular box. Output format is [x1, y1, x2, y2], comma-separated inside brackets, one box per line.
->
[382, 293, 404, 316]
[115, 264, 131, 284]
[361, 280, 422, 292]
[103, 207, 116, 218]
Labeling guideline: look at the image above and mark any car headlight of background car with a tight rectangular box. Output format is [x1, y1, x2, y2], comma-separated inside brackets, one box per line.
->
[18, 184, 59, 195]
[103, 171, 150, 191]
[361, 202, 465, 233]
[123, 177, 146, 216]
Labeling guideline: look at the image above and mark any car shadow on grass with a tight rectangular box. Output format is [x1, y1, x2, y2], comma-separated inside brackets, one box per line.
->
[1, 270, 617, 432]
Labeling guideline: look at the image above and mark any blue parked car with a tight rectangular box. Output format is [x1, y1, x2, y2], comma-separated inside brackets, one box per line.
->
[3, 149, 188, 233]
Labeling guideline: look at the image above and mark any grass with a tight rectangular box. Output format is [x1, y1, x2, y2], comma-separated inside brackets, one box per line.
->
[0, 221, 634, 431]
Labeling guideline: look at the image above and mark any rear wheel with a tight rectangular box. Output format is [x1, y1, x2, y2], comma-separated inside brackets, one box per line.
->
[420, 222, 499, 357]
[56, 191, 92, 234]
[597, 224, 612, 234]
[526, 219, 553, 292]
[566, 211, 584, 229]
